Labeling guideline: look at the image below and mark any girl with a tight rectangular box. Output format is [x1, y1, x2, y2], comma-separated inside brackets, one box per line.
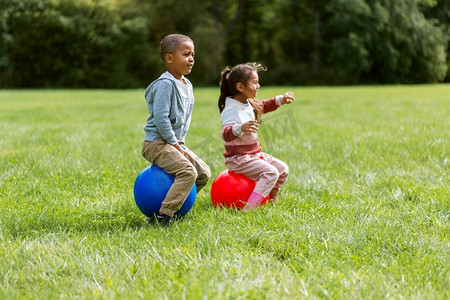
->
[218, 62, 295, 210]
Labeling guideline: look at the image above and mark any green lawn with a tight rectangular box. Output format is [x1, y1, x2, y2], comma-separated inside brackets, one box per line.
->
[0, 85, 448, 299]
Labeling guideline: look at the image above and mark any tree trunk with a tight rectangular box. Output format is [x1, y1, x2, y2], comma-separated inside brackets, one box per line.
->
[312, 9, 321, 75]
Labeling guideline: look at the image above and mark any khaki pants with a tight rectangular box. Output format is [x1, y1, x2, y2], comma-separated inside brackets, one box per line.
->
[142, 139, 211, 217]
[224, 152, 289, 198]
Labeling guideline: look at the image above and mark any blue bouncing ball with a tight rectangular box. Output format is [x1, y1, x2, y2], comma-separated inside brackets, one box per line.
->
[134, 165, 197, 217]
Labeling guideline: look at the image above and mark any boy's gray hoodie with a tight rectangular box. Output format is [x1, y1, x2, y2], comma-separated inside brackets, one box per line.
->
[144, 72, 194, 145]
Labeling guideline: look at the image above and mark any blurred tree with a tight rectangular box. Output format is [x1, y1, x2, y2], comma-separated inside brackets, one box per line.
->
[326, 0, 376, 83]
[221, 0, 276, 65]
[422, 0, 450, 81]
[0, 0, 149, 88]
[269, 0, 334, 84]
[0, 0, 448, 87]
[120, 0, 226, 86]
[326, 0, 448, 83]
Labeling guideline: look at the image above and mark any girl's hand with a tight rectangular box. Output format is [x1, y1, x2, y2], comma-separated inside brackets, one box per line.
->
[282, 91, 295, 104]
[241, 120, 259, 133]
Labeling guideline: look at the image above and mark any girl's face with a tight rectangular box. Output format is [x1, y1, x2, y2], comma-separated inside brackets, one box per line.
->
[239, 71, 260, 99]
[166, 41, 195, 81]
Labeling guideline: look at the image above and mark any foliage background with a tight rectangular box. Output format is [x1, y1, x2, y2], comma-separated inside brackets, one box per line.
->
[0, 0, 449, 88]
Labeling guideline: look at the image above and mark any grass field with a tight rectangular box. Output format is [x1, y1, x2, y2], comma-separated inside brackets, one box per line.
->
[0, 85, 448, 299]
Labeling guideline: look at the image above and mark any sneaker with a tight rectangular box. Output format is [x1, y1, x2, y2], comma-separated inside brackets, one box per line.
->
[155, 213, 172, 227]
[147, 213, 172, 227]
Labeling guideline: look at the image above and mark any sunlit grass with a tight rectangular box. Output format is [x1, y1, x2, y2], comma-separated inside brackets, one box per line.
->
[0, 85, 448, 299]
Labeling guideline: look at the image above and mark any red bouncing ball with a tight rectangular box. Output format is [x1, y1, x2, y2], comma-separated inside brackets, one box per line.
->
[210, 170, 269, 209]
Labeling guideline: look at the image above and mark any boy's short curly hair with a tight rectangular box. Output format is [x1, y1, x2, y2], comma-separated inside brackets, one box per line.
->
[160, 34, 194, 61]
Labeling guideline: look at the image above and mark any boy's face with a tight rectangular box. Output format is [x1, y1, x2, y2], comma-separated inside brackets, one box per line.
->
[165, 41, 195, 80]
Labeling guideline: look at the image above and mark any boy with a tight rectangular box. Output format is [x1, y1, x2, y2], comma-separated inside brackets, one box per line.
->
[142, 34, 211, 226]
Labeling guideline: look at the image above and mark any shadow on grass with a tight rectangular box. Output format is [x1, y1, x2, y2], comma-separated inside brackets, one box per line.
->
[2, 208, 149, 239]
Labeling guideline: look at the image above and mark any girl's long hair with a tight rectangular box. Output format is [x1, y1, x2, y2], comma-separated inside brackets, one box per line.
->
[218, 67, 232, 113]
[218, 62, 266, 113]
